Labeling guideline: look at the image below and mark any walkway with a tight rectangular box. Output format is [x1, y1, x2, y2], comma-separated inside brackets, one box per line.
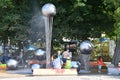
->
[0, 68, 120, 80]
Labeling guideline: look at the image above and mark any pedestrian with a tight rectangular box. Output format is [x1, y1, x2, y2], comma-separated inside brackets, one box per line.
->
[97, 56, 103, 73]
[51, 53, 63, 69]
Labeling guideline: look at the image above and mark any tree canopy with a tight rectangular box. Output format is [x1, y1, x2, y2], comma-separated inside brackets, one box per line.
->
[0, 0, 32, 44]
[0, 0, 120, 66]
[0, 0, 119, 43]
[38, 0, 115, 41]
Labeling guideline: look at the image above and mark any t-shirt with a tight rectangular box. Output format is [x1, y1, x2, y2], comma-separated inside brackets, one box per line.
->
[62, 51, 72, 58]
[97, 58, 103, 65]
[64, 59, 72, 69]
[52, 58, 63, 69]
[58, 54, 62, 59]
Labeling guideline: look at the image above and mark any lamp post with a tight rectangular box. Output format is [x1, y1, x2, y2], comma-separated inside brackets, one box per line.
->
[42, 3, 56, 68]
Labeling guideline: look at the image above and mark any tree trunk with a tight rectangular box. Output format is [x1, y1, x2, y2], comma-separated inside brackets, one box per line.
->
[112, 37, 120, 66]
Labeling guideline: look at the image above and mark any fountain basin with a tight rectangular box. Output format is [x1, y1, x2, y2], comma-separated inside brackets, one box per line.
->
[33, 68, 77, 76]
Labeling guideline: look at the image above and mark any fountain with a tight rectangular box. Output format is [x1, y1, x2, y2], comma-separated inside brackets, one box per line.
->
[31, 3, 77, 76]
[79, 40, 93, 73]
[42, 3, 56, 68]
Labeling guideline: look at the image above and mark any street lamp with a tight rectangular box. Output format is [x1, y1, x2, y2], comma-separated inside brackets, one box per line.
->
[42, 3, 56, 68]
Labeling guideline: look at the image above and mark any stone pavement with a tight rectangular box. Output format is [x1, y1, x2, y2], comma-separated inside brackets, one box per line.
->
[0, 68, 120, 80]
[1, 74, 120, 80]
[0, 68, 32, 79]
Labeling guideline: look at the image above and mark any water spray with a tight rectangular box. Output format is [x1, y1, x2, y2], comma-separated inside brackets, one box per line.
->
[42, 3, 56, 68]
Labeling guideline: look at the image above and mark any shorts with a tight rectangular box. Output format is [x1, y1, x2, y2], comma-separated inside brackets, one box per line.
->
[98, 65, 102, 69]
[62, 58, 66, 63]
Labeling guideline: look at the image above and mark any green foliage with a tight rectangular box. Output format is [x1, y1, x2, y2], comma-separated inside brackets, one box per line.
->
[0, 0, 118, 44]
[114, 7, 120, 36]
[114, 7, 120, 21]
[51, 0, 115, 40]
[0, 0, 33, 43]
[0, 0, 14, 8]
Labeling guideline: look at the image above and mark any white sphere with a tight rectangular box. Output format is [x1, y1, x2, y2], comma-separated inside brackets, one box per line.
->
[7, 59, 18, 69]
[31, 64, 40, 69]
[42, 3, 56, 17]
[35, 49, 45, 56]
[80, 40, 93, 54]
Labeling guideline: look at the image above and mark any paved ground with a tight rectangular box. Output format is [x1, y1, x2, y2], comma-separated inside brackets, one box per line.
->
[1, 74, 120, 80]
[0, 68, 120, 80]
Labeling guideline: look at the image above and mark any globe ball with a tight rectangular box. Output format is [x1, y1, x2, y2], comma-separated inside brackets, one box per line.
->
[6, 59, 18, 70]
[42, 3, 56, 17]
[31, 64, 40, 69]
[35, 49, 45, 56]
[80, 40, 93, 54]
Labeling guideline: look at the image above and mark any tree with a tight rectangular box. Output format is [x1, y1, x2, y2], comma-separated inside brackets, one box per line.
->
[39, 0, 120, 65]
[38, 0, 114, 40]
[0, 0, 33, 57]
[0, 0, 32, 44]
[111, 1, 120, 66]
[0, 0, 115, 44]
[0, 0, 119, 65]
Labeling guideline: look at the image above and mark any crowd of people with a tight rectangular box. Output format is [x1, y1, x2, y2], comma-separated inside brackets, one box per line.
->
[50, 48, 72, 69]
[0, 46, 104, 73]
[50, 48, 104, 73]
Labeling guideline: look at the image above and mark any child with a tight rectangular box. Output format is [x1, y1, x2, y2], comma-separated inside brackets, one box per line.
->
[64, 57, 72, 69]
[52, 54, 63, 69]
[97, 56, 103, 73]
[57, 50, 62, 59]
